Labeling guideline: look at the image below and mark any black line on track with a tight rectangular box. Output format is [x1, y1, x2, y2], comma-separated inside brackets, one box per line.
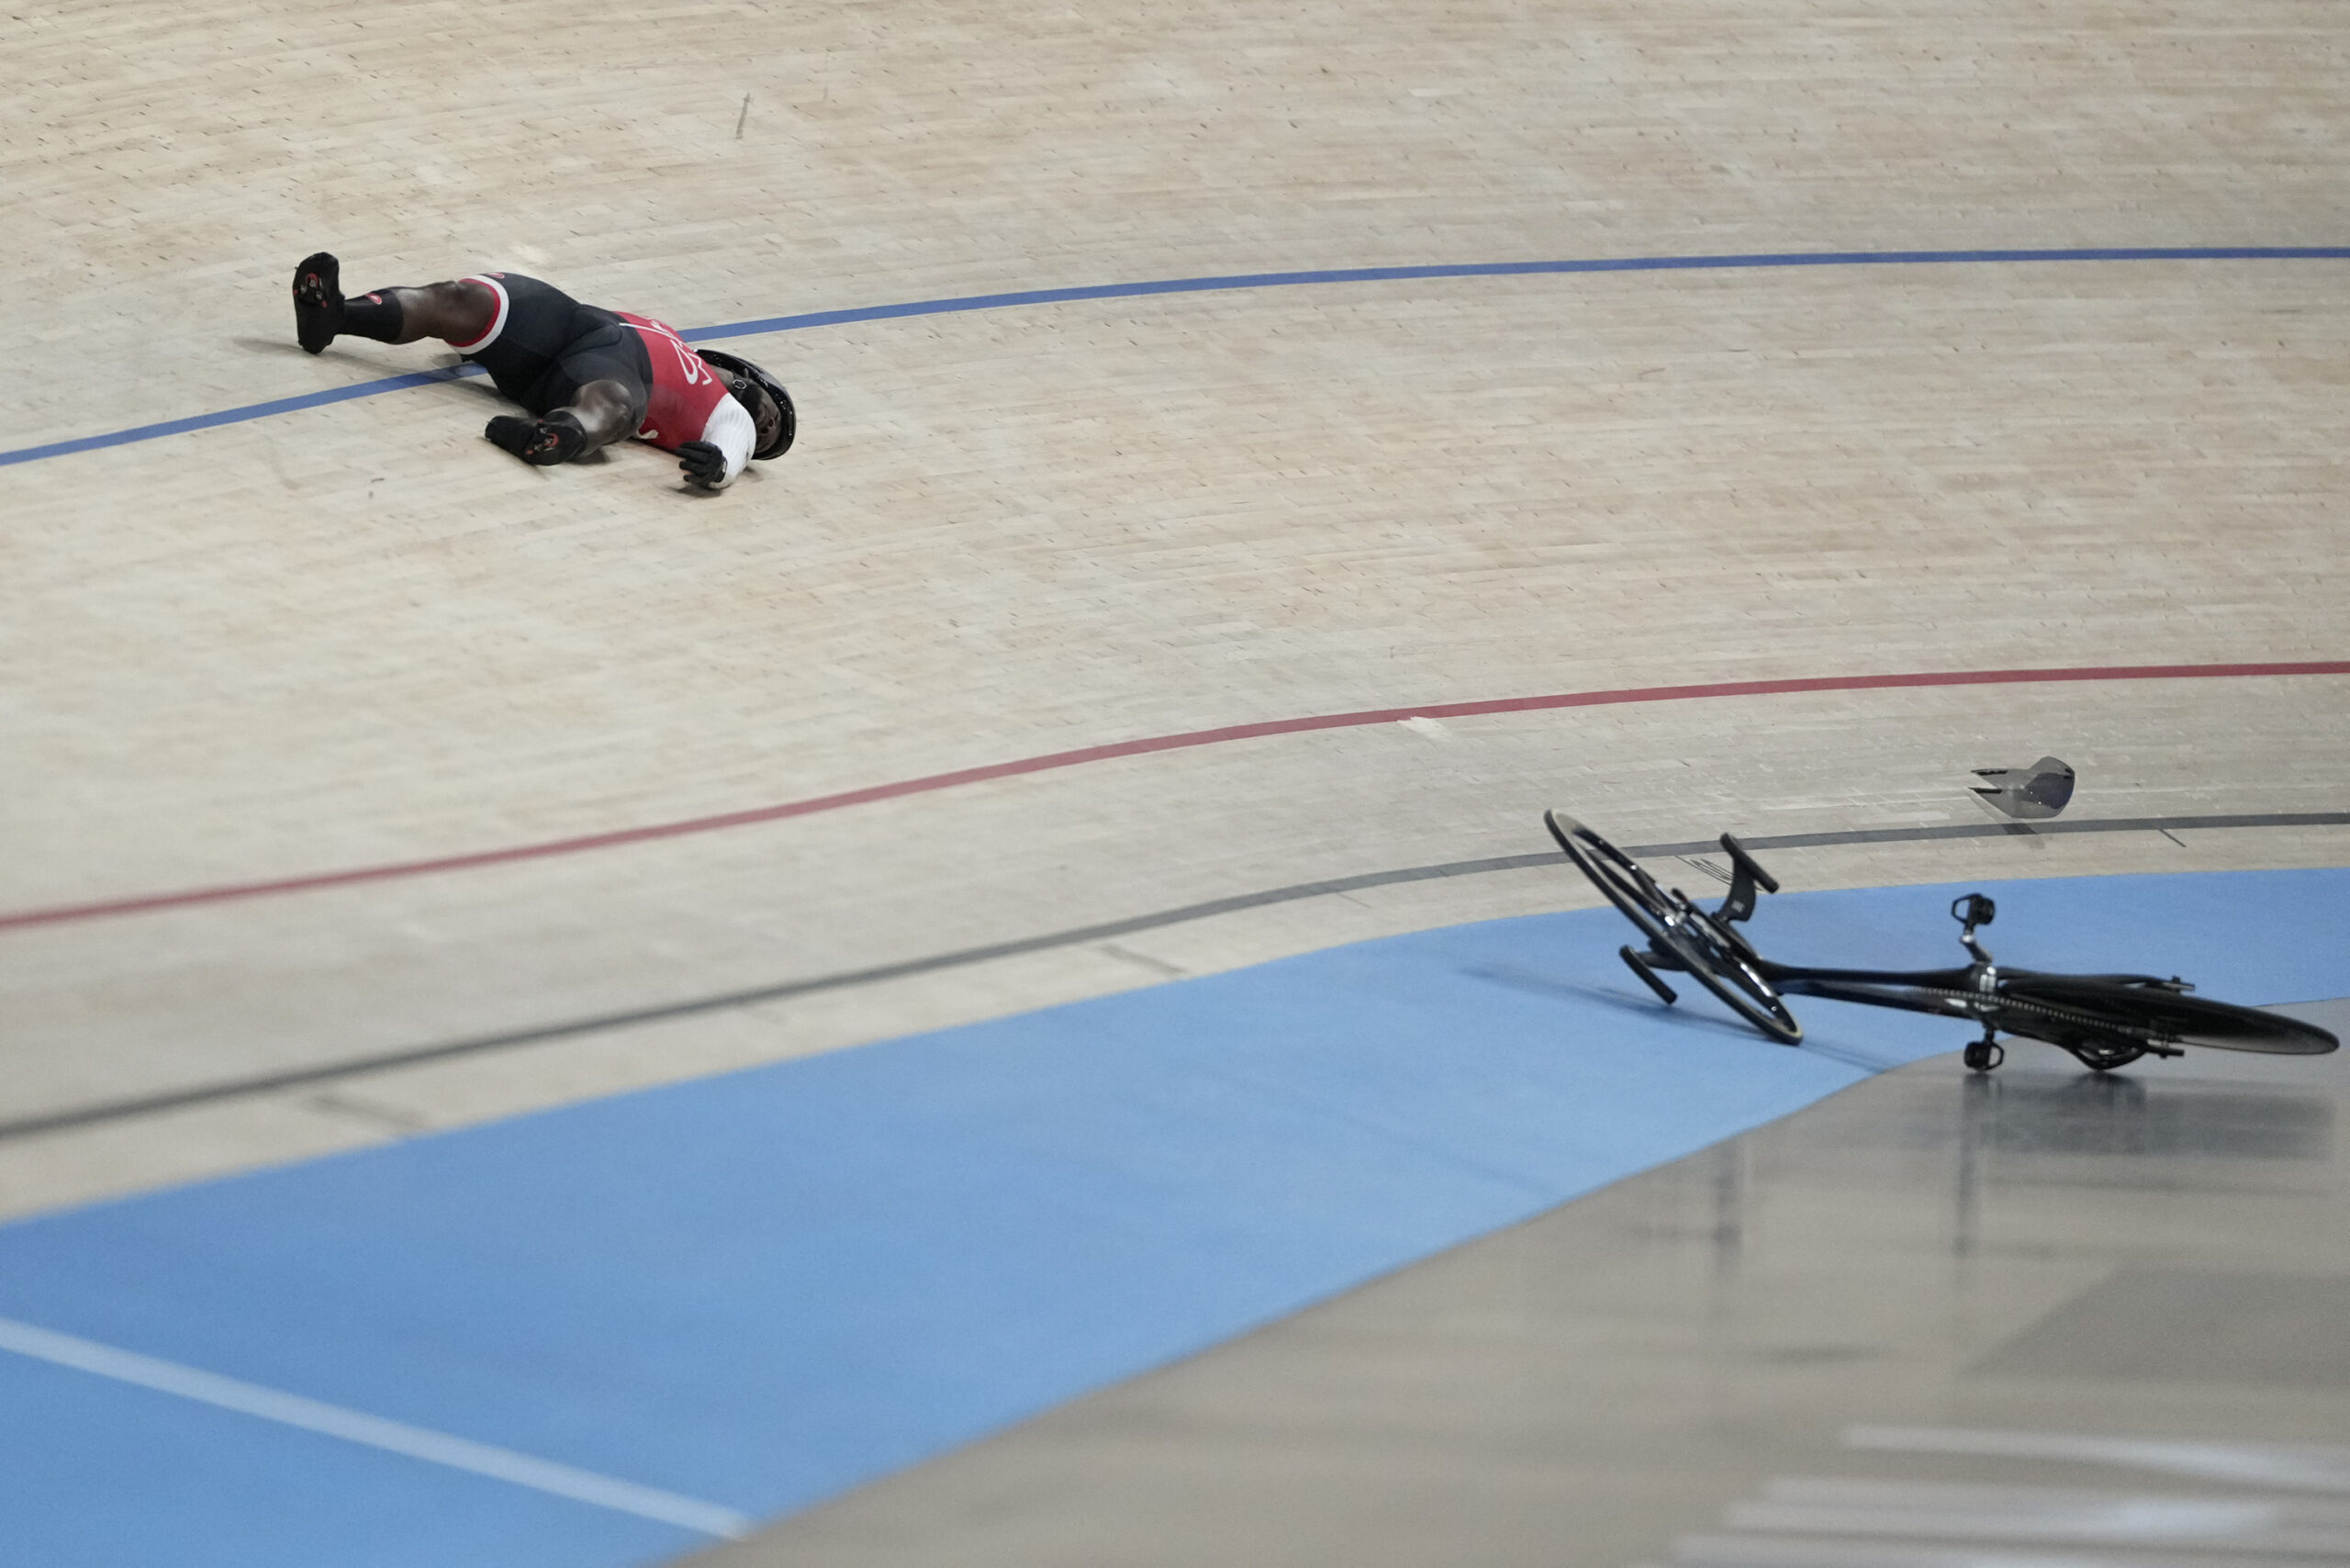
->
[6, 811, 2345, 1142]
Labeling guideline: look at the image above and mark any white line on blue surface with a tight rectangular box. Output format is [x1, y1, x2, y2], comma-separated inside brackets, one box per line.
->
[0, 1315, 754, 1539]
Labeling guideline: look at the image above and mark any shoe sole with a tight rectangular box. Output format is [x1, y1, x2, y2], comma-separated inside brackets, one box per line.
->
[293, 252, 341, 354]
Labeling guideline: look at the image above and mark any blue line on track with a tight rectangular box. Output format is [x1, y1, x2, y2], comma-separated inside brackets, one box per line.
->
[6, 246, 2346, 469]
[3, 366, 484, 468]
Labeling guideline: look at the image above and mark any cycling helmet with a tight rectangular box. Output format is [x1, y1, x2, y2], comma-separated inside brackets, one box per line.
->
[697, 348, 796, 460]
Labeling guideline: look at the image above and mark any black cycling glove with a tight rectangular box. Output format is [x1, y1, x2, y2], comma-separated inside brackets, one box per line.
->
[677, 441, 728, 487]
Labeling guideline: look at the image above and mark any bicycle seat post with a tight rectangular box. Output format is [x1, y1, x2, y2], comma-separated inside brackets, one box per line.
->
[1952, 893, 1998, 978]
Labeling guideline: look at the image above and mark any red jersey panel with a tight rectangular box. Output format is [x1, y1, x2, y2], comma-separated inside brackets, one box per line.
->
[619, 312, 733, 453]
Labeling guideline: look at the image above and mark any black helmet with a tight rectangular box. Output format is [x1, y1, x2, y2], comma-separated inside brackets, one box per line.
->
[697, 348, 796, 460]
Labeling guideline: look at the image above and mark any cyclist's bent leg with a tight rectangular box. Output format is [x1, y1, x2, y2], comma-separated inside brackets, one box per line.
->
[483, 320, 649, 466]
[556, 378, 643, 450]
[485, 379, 643, 466]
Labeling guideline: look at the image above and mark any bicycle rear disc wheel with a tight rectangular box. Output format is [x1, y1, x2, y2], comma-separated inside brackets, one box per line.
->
[2005, 976, 2339, 1056]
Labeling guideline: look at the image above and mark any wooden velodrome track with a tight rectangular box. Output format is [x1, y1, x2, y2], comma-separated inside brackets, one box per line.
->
[2, 1, 2347, 1555]
[5, 0, 2350, 1222]
[6, 0, 2347, 1216]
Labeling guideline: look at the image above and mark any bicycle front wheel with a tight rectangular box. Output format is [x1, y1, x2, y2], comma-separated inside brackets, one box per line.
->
[1547, 812, 1803, 1045]
[1673, 908, 1805, 1045]
[1547, 812, 1680, 946]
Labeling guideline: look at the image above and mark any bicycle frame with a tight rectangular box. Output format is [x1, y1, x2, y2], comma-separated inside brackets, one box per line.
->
[1763, 963, 2187, 1070]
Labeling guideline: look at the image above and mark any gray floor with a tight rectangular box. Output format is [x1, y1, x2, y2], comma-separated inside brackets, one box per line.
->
[684, 1004, 2350, 1568]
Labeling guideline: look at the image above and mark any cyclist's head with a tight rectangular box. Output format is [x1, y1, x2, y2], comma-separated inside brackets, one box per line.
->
[697, 350, 796, 460]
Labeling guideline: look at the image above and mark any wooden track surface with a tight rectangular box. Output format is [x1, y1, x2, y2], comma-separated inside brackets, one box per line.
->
[2, 0, 2345, 1218]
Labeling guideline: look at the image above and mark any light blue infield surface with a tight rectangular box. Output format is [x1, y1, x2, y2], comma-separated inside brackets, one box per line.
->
[0, 868, 2343, 1566]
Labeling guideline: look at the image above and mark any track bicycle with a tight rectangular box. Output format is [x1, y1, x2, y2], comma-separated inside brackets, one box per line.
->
[1545, 812, 2339, 1071]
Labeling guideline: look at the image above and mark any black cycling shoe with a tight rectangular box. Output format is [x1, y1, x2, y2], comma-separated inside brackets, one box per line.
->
[485, 411, 588, 465]
[293, 252, 342, 354]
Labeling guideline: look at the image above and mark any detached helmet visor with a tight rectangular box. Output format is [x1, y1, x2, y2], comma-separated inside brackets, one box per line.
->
[697, 349, 796, 460]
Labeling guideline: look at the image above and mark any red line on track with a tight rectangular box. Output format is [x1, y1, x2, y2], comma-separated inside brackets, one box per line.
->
[6, 660, 2345, 934]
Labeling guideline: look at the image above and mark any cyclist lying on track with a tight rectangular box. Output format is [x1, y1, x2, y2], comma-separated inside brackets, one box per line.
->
[291, 252, 794, 490]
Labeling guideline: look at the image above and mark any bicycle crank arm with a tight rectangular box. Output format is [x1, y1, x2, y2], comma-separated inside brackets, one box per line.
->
[1619, 946, 1679, 1004]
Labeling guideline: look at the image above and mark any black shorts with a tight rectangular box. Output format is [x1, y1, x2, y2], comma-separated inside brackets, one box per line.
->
[453, 273, 652, 418]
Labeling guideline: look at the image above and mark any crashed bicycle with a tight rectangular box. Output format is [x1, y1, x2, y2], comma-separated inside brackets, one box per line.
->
[1545, 812, 2339, 1071]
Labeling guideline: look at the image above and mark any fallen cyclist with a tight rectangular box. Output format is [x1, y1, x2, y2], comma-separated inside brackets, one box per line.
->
[292, 252, 793, 489]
